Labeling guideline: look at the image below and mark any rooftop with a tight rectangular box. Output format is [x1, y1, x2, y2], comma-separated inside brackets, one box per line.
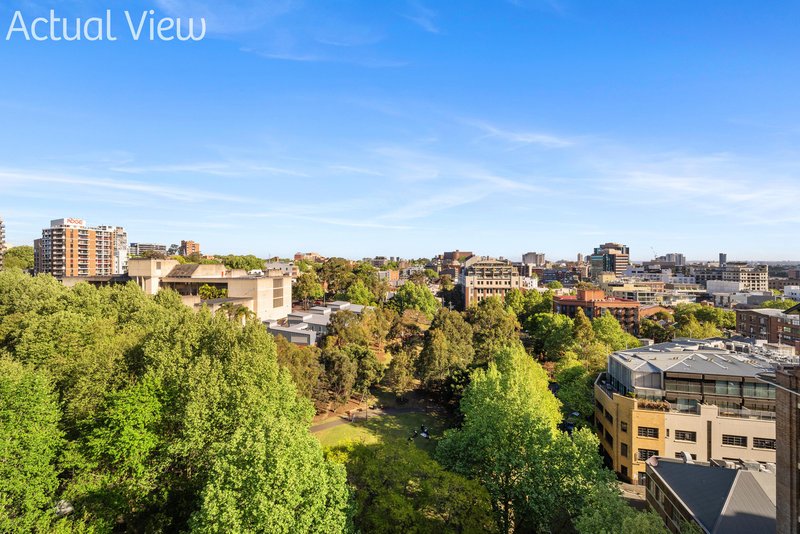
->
[611, 340, 774, 378]
[648, 458, 775, 534]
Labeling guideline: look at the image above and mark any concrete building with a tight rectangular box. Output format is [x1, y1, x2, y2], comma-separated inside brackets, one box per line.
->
[130, 242, 167, 257]
[267, 301, 369, 346]
[595, 340, 779, 485]
[0, 215, 5, 270]
[693, 263, 769, 292]
[646, 457, 776, 534]
[522, 251, 546, 267]
[554, 288, 641, 335]
[589, 242, 630, 279]
[719, 253, 728, 266]
[34, 218, 122, 277]
[459, 255, 522, 308]
[127, 258, 291, 322]
[179, 240, 201, 256]
[784, 286, 800, 301]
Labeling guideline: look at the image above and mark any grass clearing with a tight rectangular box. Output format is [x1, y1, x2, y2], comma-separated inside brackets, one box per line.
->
[314, 409, 447, 456]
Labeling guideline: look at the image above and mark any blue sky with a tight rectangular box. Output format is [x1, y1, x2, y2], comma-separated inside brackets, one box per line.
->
[1, 1, 798, 261]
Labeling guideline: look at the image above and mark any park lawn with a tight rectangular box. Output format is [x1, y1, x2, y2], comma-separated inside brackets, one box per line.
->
[314, 410, 447, 456]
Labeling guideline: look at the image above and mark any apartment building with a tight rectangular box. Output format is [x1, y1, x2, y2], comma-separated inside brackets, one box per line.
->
[553, 288, 641, 335]
[459, 255, 522, 308]
[127, 258, 291, 322]
[130, 242, 167, 257]
[594, 340, 779, 485]
[692, 263, 769, 292]
[294, 251, 326, 263]
[97, 225, 129, 275]
[778, 304, 800, 355]
[589, 242, 630, 279]
[736, 308, 785, 344]
[33, 218, 124, 277]
[179, 240, 201, 256]
[0, 215, 6, 270]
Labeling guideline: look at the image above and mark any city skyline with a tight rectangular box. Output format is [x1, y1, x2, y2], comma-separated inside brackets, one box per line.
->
[2, 1, 800, 259]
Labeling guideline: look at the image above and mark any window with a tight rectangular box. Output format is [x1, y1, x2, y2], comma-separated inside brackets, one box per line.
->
[620, 422, 628, 432]
[753, 438, 776, 450]
[722, 435, 747, 447]
[638, 449, 658, 461]
[596, 400, 603, 411]
[675, 430, 697, 442]
[605, 410, 613, 424]
[621, 443, 628, 458]
[638, 426, 659, 439]
[674, 452, 697, 460]
[715, 380, 742, 396]
[621, 465, 628, 478]
[638, 472, 648, 485]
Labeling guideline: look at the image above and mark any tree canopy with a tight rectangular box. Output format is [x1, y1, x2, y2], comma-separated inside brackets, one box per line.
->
[0, 270, 352, 532]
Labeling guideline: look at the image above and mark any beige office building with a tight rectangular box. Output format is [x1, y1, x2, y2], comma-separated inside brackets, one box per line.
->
[128, 258, 291, 322]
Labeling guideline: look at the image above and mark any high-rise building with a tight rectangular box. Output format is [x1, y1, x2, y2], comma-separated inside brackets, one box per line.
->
[589, 242, 630, 279]
[179, 240, 201, 256]
[459, 255, 522, 308]
[34, 219, 119, 278]
[522, 251, 546, 267]
[97, 226, 128, 275]
[0, 215, 6, 271]
[720, 252, 728, 266]
[664, 253, 686, 266]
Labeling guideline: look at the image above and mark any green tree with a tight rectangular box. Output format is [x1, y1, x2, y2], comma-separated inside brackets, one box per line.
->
[592, 310, 640, 351]
[384, 348, 416, 400]
[274, 336, 322, 400]
[320, 258, 354, 297]
[0, 359, 63, 533]
[575, 484, 669, 534]
[525, 312, 575, 360]
[546, 281, 563, 289]
[466, 297, 521, 365]
[641, 318, 675, 343]
[198, 284, 226, 300]
[344, 279, 376, 306]
[319, 349, 358, 404]
[674, 314, 721, 339]
[294, 271, 324, 309]
[388, 282, 440, 319]
[417, 308, 475, 389]
[331, 441, 496, 534]
[437, 345, 611, 532]
[759, 299, 799, 310]
[190, 409, 351, 533]
[2, 246, 34, 271]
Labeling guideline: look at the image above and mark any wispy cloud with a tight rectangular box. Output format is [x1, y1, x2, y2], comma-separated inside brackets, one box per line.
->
[404, 1, 440, 34]
[0, 168, 252, 204]
[468, 120, 575, 148]
[110, 160, 308, 178]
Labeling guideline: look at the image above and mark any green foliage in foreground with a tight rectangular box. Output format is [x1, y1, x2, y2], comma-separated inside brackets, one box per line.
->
[329, 441, 496, 534]
[0, 270, 351, 533]
[437, 344, 610, 533]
